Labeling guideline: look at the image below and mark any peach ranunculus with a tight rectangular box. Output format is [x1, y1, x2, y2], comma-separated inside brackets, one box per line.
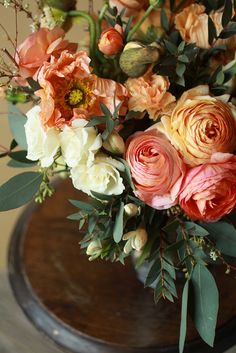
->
[36, 50, 128, 129]
[157, 85, 236, 167]
[98, 24, 124, 56]
[125, 128, 186, 210]
[175, 3, 236, 50]
[15, 27, 77, 80]
[125, 74, 176, 121]
[109, 0, 149, 16]
[179, 153, 236, 222]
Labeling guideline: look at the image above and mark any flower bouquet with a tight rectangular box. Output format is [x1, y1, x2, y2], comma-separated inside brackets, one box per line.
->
[0, 0, 236, 351]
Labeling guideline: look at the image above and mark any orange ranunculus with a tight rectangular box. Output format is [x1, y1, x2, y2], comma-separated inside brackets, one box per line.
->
[98, 25, 124, 56]
[109, 0, 149, 16]
[179, 153, 236, 222]
[36, 50, 128, 129]
[15, 27, 77, 80]
[157, 85, 236, 167]
[125, 74, 176, 121]
[125, 128, 186, 210]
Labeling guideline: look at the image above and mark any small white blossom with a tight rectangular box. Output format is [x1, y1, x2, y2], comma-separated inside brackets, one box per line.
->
[3, 0, 11, 8]
[210, 250, 218, 261]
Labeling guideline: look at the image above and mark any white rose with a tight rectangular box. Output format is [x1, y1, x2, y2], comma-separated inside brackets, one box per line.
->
[70, 154, 125, 196]
[59, 119, 102, 168]
[25, 106, 59, 167]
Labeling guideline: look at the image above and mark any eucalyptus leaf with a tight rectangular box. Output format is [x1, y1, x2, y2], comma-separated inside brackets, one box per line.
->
[0, 172, 43, 211]
[8, 104, 27, 150]
[222, 0, 232, 27]
[179, 280, 189, 353]
[184, 222, 209, 237]
[85, 116, 106, 127]
[7, 159, 36, 168]
[161, 9, 169, 31]
[113, 201, 124, 243]
[190, 264, 219, 347]
[202, 221, 236, 257]
[69, 199, 95, 213]
[145, 258, 161, 287]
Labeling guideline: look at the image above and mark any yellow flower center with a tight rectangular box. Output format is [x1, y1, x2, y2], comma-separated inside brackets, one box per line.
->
[65, 79, 94, 109]
[68, 89, 84, 106]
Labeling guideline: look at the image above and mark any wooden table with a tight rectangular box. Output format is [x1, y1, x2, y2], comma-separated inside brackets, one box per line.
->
[8, 179, 236, 353]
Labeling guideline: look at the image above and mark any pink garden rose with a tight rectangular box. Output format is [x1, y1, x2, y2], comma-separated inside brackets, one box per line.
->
[109, 0, 148, 16]
[125, 127, 186, 209]
[179, 153, 236, 222]
[36, 50, 128, 129]
[15, 27, 77, 80]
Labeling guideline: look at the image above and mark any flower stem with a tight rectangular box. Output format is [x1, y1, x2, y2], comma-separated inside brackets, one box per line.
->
[68, 10, 97, 70]
[98, 2, 109, 37]
[126, 0, 161, 42]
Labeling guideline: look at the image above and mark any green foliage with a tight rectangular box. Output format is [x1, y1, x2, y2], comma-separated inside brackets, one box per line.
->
[179, 280, 190, 353]
[113, 201, 124, 243]
[202, 221, 236, 257]
[190, 264, 219, 347]
[0, 172, 43, 211]
[8, 104, 27, 150]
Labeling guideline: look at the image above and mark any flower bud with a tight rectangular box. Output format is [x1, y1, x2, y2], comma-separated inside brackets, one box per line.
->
[119, 41, 161, 77]
[124, 203, 139, 217]
[102, 131, 125, 155]
[123, 228, 148, 254]
[41, 0, 76, 11]
[86, 240, 103, 261]
[98, 25, 124, 56]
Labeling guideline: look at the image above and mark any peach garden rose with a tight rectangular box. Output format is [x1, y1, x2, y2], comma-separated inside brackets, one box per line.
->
[109, 0, 149, 16]
[125, 128, 186, 210]
[179, 153, 236, 222]
[125, 74, 176, 121]
[98, 25, 124, 56]
[158, 85, 236, 166]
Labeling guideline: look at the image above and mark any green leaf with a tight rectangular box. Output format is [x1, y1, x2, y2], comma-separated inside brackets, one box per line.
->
[69, 199, 95, 212]
[219, 23, 236, 38]
[190, 264, 219, 347]
[8, 150, 31, 163]
[100, 103, 112, 118]
[184, 222, 209, 237]
[176, 63, 186, 77]
[202, 221, 236, 257]
[222, 0, 232, 28]
[118, 158, 135, 190]
[161, 9, 169, 31]
[91, 191, 113, 201]
[164, 40, 177, 55]
[178, 54, 189, 63]
[85, 116, 106, 127]
[7, 159, 36, 168]
[8, 104, 27, 150]
[145, 258, 161, 287]
[0, 172, 43, 211]
[208, 17, 217, 45]
[179, 280, 189, 353]
[113, 201, 124, 243]
[67, 212, 84, 221]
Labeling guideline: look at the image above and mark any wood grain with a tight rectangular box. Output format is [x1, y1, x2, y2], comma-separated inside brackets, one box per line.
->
[8, 179, 236, 353]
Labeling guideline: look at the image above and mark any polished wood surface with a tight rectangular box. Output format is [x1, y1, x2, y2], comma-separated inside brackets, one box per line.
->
[8, 179, 236, 353]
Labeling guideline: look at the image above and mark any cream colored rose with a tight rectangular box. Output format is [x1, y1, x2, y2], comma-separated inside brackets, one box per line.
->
[25, 106, 60, 167]
[125, 74, 176, 121]
[158, 85, 236, 166]
[59, 119, 102, 168]
[70, 154, 125, 196]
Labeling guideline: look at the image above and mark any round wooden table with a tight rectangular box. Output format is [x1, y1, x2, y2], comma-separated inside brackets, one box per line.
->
[8, 179, 236, 353]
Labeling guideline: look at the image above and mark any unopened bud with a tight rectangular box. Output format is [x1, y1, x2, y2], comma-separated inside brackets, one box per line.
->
[86, 240, 103, 261]
[119, 41, 161, 77]
[123, 228, 148, 254]
[98, 25, 124, 56]
[103, 131, 125, 155]
[124, 203, 139, 217]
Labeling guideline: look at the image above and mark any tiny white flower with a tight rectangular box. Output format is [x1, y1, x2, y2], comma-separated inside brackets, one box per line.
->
[86, 240, 103, 261]
[210, 250, 218, 261]
[25, 106, 60, 167]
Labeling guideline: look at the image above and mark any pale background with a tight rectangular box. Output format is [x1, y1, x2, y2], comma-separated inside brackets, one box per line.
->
[0, 1, 235, 352]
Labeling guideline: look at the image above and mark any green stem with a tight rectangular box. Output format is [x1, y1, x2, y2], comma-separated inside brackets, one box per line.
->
[98, 2, 109, 37]
[68, 10, 97, 69]
[127, 0, 161, 41]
